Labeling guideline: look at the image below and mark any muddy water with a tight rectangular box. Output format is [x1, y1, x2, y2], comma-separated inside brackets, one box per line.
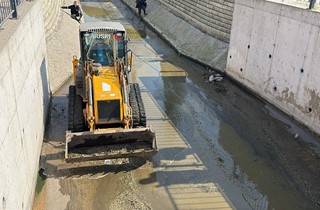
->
[128, 22, 320, 209]
[36, 0, 320, 210]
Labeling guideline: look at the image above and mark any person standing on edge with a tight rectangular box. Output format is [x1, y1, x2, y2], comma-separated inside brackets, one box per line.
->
[61, 1, 83, 22]
[135, 0, 147, 18]
[309, 0, 316, 9]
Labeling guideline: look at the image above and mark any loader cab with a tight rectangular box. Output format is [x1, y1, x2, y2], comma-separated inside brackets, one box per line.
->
[88, 36, 113, 66]
[80, 30, 126, 67]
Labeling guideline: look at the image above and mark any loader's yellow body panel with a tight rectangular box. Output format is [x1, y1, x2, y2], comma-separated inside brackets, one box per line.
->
[92, 67, 124, 124]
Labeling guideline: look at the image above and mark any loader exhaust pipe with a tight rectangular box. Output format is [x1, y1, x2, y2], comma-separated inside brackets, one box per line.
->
[87, 76, 94, 131]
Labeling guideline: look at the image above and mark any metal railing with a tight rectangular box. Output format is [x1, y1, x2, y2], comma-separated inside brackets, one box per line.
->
[0, 0, 25, 27]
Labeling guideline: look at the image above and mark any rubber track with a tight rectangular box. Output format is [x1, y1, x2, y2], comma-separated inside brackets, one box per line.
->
[129, 84, 140, 127]
[68, 85, 84, 132]
[133, 83, 146, 127]
[68, 85, 76, 131]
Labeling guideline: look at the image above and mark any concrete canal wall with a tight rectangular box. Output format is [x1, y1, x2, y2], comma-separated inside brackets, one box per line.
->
[227, 0, 320, 135]
[0, 1, 50, 209]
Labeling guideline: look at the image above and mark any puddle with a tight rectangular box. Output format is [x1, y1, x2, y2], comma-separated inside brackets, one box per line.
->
[81, 5, 112, 18]
[125, 26, 144, 39]
[32, 169, 46, 210]
[34, 169, 46, 196]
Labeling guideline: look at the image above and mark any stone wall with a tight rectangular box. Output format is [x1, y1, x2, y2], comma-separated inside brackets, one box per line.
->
[41, 0, 64, 41]
[156, 0, 234, 43]
[41, 0, 80, 93]
[0, 1, 50, 209]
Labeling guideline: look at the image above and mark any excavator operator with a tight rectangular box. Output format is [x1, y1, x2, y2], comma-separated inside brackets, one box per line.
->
[88, 38, 113, 66]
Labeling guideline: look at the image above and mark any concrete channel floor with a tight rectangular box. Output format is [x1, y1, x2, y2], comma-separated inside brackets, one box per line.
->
[33, 0, 320, 210]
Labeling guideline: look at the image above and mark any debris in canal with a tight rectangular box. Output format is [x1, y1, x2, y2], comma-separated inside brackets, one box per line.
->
[201, 69, 227, 94]
[208, 73, 223, 82]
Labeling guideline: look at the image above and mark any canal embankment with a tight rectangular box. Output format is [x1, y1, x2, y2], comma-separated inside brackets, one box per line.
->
[122, 0, 232, 72]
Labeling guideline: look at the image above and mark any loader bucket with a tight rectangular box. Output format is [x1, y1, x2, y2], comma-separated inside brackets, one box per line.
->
[65, 127, 158, 163]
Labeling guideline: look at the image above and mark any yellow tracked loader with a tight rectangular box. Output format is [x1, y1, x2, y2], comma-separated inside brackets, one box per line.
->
[66, 21, 158, 162]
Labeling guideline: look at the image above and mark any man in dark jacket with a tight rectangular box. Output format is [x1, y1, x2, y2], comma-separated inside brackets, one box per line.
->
[61, 1, 82, 22]
[135, 0, 147, 17]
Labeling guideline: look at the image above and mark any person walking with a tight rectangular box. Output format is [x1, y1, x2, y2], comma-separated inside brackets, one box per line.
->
[61, 1, 83, 22]
[135, 0, 147, 17]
